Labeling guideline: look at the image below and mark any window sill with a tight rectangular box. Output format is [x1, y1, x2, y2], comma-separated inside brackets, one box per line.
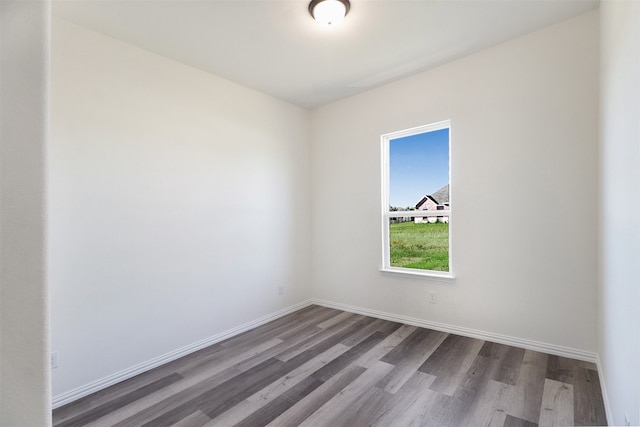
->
[379, 267, 456, 283]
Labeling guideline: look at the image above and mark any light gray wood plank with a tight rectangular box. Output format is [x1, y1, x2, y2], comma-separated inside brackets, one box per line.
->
[370, 371, 439, 427]
[420, 334, 485, 395]
[52, 398, 93, 425]
[316, 311, 356, 329]
[111, 350, 286, 427]
[573, 367, 607, 426]
[55, 373, 183, 427]
[545, 355, 575, 384]
[508, 350, 548, 424]
[476, 341, 526, 387]
[330, 385, 389, 426]
[340, 318, 391, 347]
[378, 328, 448, 393]
[458, 379, 514, 427]
[176, 337, 282, 377]
[504, 414, 539, 427]
[264, 364, 366, 427]
[275, 323, 323, 342]
[53, 350, 202, 424]
[274, 318, 361, 362]
[282, 316, 381, 372]
[538, 379, 574, 427]
[354, 323, 417, 369]
[381, 328, 443, 366]
[217, 306, 317, 348]
[232, 376, 323, 427]
[206, 343, 350, 426]
[273, 309, 343, 342]
[250, 343, 350, 404]
[493, 345, 526, 386]
[86, 368, 243, 427]
[143, 357, 287, 426]
[312, 331, 386, 382]
[434, 345, 523, 427]
[169, 410, 211, 427]
[432, 351, 493, 427]
[298, 361, 394, 427]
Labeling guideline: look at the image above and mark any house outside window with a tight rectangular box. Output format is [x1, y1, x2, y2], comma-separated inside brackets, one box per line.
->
[380, 120, 453, 280]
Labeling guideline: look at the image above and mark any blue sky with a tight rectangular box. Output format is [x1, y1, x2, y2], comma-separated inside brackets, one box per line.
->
[389, 128, 449, 208]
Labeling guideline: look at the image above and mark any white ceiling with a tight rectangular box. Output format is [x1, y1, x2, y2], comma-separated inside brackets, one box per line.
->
[52, 0, 598, 109]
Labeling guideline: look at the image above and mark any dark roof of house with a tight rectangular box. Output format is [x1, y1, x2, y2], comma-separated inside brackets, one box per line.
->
[431, 184, 449, 204]
[415, 184, 449, 209]
[415, 195, 438, 209]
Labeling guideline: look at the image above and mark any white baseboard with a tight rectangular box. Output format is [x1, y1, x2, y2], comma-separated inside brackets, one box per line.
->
[595, 356, 614, 426]
[311, 298, 599, 363]
[51, 299, 313, 409]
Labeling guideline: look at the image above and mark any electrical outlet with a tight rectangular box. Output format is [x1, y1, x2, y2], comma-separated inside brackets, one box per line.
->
[51, 352, 59, 369]
[428, 292, 437, 304]
[278, 286, 284, 296]
[625, 413, 630, 426]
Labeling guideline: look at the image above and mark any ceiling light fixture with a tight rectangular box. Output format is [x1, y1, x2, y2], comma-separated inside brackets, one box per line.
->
[308, 0, 350, 26]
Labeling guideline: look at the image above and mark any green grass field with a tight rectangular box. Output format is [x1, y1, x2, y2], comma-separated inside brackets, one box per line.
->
[389, 221, 449, 271]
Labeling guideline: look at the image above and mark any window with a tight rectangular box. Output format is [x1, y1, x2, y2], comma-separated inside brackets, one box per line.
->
[381, 120, 453, 279]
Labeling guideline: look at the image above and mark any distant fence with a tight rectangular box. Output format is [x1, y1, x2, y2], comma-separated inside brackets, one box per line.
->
[390, 217, 413, 224]
[388, 210, 451, 224]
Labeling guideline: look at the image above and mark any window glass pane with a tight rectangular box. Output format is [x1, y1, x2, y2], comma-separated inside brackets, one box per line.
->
[387, 127, 449, 272]
[389, 128, 449, 212]
[389, 218, 449, 271]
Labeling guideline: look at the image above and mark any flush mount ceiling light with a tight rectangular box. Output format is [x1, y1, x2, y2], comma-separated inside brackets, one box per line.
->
[308, 0, 350, 26]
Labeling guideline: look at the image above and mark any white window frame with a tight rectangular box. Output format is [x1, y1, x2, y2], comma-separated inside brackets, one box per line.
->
[380, 120, 454, 281]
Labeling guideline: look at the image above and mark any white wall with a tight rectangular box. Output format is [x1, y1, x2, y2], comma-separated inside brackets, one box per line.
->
[600, 1, 640, 425]
[50, 19, 311, 397]
[0, 0, 51, 425]
[311, 11, 599, 353]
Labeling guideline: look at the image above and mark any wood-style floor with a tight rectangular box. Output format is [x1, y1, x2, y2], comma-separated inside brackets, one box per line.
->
[53, 305, 607, 427]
